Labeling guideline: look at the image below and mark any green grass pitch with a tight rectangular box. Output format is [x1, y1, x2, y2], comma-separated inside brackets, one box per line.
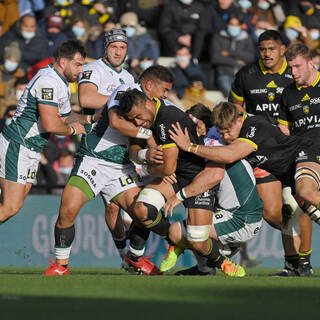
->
[1, 267, 320, 320]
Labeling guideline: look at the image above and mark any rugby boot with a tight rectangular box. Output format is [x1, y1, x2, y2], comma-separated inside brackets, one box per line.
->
[159, 245, 184, 272]
[220, 258, 246, 277]
[175, 265, 216, 276]
[270, 261, 300, 277]
[124, 254, 162, 275]
[43, 257, 70, 275]
[298, 262, 313, 277]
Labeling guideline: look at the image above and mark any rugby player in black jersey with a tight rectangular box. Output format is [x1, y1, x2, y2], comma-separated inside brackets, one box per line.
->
[229, 30, 314, 276]
[117, 89, 245, 277]
[278, 43, 320, 274]
[169, 102, 320, 275]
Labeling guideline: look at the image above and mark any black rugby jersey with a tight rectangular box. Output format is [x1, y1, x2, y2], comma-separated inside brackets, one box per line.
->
[238, 114, 311, 179]
[151, 98, 206, 180]
[230, 59, 293, 124]
[278, 72, 320, 139]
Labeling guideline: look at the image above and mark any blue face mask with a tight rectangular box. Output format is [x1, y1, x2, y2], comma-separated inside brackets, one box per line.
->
[124, 26, 136, 38]
[4, 60, 18, 72]
[5, 118, 12, 126]
[286, 28, 299, 41]
[257, 1, 270, 10]
[140, 60, 153, 70]
[227, 25, 241, 37]
[176, 55, 190, 65]
[238, 0, 252, 9]
[310, 30, 319, 41]
[56, 0, 68, 5]
[21, 30, 35, 40]
[72, 26, 85, 38]
[59, 167, 72, 175]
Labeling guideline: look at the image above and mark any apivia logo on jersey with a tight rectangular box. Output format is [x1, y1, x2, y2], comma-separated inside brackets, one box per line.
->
[294, 115, 320, 128]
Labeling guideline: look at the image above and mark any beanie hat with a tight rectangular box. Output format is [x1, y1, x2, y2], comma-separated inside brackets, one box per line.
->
[4, 42, 21, 61]
[284, 16, 302, 29]
[47, 15, 63, 30]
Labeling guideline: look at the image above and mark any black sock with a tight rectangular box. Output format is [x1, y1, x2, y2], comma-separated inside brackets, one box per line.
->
[55, 225, 75, 247]
[129, 223, 150, 252]
[285, 254, 299, 269]
[200, 239, 225, 268]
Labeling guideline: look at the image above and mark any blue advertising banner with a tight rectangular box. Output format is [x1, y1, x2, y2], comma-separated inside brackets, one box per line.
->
[0, 195, 320, 269]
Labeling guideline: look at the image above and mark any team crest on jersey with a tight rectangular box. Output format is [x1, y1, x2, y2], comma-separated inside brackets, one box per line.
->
[246, 126, 256, 138]
[81, 70, 92, 80]
[41, 88, 53, 100]
[303, 105, 310, 114]
[267, 91, 275, 101]
[119, 78, 125, 84]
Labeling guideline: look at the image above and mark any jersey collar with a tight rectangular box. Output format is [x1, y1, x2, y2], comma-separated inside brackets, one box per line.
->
[258, 58, 287, 75]
[101, 57, 122, 74]
[152, 97, 162, 127]
[295, 71, 320, 90]
[49, 64, 68, 87]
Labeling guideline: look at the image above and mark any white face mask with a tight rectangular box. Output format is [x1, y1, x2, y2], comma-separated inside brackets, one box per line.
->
[5, 118, 12, 126]
[257, 1, 270, 10]
[4, 60, 18, 72]
[21, 30, 35, 40]
[310, 30, 319, 41]
[139, 60, 153, 70]
[16, 89, 24, 101]
[59, 167, 72, 175]
[180, 0, 193, 4]
[286, 28, 299, 41]
[238, 0, 252, 9]
[176, 55, 190, 65]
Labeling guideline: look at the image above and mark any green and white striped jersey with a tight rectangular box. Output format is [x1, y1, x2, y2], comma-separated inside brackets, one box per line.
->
[2, 64, 71, 152]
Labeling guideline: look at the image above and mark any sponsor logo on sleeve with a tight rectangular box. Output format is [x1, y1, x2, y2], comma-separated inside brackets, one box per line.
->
[81, 70, 93, 80]
[246, 126, 256, 138]
[41, 88, 53, 100]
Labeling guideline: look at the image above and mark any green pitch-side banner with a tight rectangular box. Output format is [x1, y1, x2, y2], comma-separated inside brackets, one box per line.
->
[0, 195, 320, 268]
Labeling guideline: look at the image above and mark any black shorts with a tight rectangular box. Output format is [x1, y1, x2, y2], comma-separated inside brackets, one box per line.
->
[295, 140, 320, 166]
[254, 167, 279, 185]
[173, 174, 215, 211]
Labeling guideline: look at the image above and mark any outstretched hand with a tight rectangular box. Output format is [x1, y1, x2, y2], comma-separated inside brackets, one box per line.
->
[146, 145, 164, 164]
[169, 122, 191, 152]
[163, 195, 182, 217]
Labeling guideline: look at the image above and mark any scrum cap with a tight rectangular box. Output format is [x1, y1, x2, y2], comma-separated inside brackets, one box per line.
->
[104, 28, 127, 48]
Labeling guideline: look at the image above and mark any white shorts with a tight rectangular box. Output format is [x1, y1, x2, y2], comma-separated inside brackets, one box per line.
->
[0, 133, 40, 184]
[213, 209, 262, 245]
[71, 155, 144, 202]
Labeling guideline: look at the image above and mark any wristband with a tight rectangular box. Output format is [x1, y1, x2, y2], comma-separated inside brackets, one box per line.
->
[176, 188, 187, 201]
[188, 143, 199, 153]
[136, 127, 152, 139]
[86, 114, 95, 124]
[137, 149, 148, 163]
[69, 125, 77, 136]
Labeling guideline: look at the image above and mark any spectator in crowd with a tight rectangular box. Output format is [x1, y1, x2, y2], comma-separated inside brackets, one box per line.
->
[158, 0, 207, 60]
[13, 76, 28, 102]
[129, 50, 156, 81]
[170, 45, 207, 99]
[119, 0, 163, 28]
[0, 14, 49, 73]
[67, 17, 89, 44]
[19, 0, 45, 19]
[0, 0, 19, 35]
[180, 75, 214, 111]
[85, 17, 117, 60]
[120, 12, 159, 70]
[311, 48, 320, 70]
[0, 104, 16, 132]
[42, 14, 67, 57]
[286, 0, 320, 30]
[207, 0, 243, 35]
[249, 0, 286, 29]
[283, 15, 316, 50]
[210, 14, 255, 97]
[0, 42, 24, 117]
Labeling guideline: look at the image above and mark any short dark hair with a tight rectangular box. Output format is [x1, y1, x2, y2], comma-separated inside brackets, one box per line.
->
[14, 76, 29, 87]
[258, 30, 284, 44]
[54, 39, 86, 61]
[285, 43, 312, 62]
[117, 89, 147, 117]
[139, 65, 174, 84]
[185, 103, 213, 131]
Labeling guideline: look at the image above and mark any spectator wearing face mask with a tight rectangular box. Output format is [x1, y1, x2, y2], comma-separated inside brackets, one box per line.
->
[0, 42, 25, 117]
[0, 105, 17, 132]
[169, 45, 207, 99]
[41, 14, 67, 57]
[0, 14, 49, 73]
[283, 15, 316, 50]
[120, 11, 159, 70]
[129, 50, 156, 81]
[67, 17, 89, 44]
[210, 14, 255, 97]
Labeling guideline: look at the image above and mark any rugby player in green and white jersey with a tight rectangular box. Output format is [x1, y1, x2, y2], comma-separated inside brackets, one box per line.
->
[0, 40, 88, 225]
[77, 28, 135, 262]
[43, 66, 173, 275]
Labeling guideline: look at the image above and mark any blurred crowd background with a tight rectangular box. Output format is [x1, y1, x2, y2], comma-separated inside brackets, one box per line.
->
[1, 0, 320, 193]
